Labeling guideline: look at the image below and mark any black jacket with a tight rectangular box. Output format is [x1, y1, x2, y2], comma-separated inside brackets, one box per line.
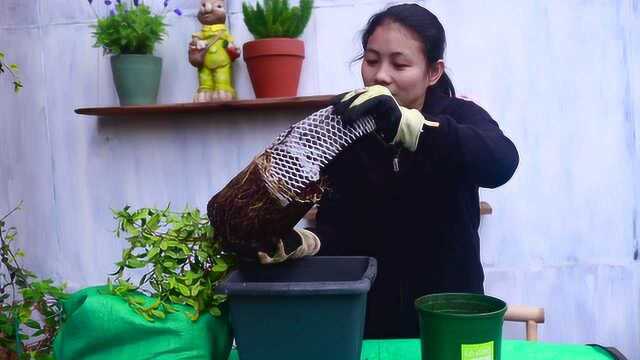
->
[313, 91, 519, 338]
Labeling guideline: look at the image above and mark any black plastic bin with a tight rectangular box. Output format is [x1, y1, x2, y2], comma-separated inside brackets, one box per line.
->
[218, 256, 377, 360]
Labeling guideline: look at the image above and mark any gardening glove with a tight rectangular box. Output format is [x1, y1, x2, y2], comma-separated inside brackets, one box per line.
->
[257, 228, 321, 265]
[332, 85, 440, 151]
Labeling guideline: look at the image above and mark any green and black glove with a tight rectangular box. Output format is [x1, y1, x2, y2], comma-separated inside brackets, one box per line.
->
[331, 85, 440, 151]
[257, 228, 321, 265]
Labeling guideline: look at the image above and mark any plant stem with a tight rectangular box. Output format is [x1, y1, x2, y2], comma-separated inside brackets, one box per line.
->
[0, 201, 22, 222]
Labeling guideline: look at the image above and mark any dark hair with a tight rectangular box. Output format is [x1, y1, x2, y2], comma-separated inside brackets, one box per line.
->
[360, 3, 455, 97]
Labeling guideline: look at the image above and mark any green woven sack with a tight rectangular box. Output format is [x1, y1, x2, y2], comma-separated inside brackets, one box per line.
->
[53, 286, 233, 360]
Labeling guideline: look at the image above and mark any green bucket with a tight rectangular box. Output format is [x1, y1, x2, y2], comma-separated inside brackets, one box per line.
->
[415, 293, 507, 360]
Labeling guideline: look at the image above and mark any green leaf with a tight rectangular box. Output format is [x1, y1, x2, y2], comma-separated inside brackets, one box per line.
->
[185, 298, 200, 311]
[209, 306, 222, 317]
[168, 277, 177, 289]
[148, 298, 161, 310]
[168, 294, 181, 304]
[212, 263, 228, 272]
[24, 319, 41, 330]
[146, 213, 161, 230]
[123, 221, 140, 236]
[126, 258, 146, 269]
[140, 311, 154, 322]
[213, 294, 227, 303]
[151, 310, 166, 319]
[177, 283, 191, 297]
[165, 250, 184, 260]
[146, 247, 160, 259]
[197, 249, 208, 260]
[163, 303, 177, 313]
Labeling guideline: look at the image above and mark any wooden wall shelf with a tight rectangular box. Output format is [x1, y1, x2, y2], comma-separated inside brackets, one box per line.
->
[75, 95, 334, 117]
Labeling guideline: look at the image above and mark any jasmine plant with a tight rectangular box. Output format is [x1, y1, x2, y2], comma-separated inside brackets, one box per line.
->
[109, 205, 234, 321]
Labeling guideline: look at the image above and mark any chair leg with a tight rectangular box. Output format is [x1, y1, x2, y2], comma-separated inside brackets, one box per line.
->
[526, 320, 538, 341]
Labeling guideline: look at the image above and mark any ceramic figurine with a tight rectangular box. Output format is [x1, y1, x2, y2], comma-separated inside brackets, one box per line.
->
[189, 0, 240, 102]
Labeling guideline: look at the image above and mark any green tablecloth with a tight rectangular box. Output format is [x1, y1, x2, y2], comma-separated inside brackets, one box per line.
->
[229, 339, 615, 359]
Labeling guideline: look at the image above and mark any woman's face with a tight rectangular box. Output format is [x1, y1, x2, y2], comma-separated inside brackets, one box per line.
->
[361, 21, 432, 110]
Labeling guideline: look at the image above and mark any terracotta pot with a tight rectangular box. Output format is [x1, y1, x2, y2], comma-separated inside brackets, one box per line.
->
[243, 38, 305, 98]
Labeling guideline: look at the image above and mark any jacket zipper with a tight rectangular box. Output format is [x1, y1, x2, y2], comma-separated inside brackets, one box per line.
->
[392, 147, 401, 173]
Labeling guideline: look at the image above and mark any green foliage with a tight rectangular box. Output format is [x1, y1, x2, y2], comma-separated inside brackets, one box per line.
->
[0, 203, 68, 359]
[110, 205, 234, 321]
[242, 0, 313, 39]
[92, 3, 167, 55]
[0, 51, 24, 92]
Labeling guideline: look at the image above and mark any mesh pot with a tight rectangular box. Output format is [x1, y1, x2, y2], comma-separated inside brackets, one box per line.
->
[207, 106, 375, 261]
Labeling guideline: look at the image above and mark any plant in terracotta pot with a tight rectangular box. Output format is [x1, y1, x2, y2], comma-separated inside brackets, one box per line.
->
[89, 0, 182, 105]
[242, 0, 313, 98]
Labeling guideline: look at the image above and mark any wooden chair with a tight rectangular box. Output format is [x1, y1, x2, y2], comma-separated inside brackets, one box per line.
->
[504, 305, 545, 341]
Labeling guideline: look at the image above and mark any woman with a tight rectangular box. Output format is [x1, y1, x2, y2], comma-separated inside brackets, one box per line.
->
[315, 4, 519, 338]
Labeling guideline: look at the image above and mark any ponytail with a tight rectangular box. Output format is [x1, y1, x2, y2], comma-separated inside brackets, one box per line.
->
[432, 71, 455, 97]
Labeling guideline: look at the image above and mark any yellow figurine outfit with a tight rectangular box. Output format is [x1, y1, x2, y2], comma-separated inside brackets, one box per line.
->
[194, 24, 235, 97]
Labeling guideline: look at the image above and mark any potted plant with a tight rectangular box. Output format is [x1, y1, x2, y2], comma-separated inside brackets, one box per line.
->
[53, 205, 235, 359]
[89, 0, 182, 105]
[242, 0, 313, 98]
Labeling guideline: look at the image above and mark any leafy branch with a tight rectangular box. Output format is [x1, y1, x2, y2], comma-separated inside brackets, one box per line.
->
[0, 52, 23, 92]
[109, 205, 234, 322]
[0, 203, 68, 360]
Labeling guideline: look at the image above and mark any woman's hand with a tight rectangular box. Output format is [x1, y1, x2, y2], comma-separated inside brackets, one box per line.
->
[331, 85, 439, 151]
[331, 85, 402, 143]
[257, 229, 321, 264]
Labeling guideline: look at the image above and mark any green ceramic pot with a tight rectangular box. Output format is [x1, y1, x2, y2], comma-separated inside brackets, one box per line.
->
[110, 54, 162, 106]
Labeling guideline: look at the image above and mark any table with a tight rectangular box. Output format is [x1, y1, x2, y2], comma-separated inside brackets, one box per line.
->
[228, 339, 616, 359]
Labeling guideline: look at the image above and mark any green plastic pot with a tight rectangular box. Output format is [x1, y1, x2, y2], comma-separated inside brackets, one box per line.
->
[415, 293, 507, 360]
[110, 54, 162, 105]
[219, 256, 377, 360]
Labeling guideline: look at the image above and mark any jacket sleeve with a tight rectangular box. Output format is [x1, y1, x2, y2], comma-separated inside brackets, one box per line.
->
[416, 100, 519, 189]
